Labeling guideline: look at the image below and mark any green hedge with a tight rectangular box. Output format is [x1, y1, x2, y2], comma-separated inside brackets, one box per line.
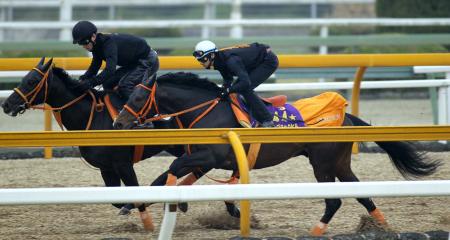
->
[376, 0, 450, 34]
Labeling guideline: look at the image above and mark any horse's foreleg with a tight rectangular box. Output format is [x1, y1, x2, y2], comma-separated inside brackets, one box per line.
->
[337, 173, 386, 225]
[309, 146, 341, 236]
[113, 159, 154, 231]
[100, 168, 125, 209]
[167, 148, 216, 185]
[224, 171, 241, 218]
[149, 169, 204, 212]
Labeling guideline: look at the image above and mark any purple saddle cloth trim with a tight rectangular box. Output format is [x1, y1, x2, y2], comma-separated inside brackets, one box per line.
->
[237, 97, 305, 127]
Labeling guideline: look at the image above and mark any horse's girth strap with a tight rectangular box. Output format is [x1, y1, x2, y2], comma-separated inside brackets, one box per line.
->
[247, 143, 261, 170]
[52, 111, 65, 131]
[133, 146, 145, 164]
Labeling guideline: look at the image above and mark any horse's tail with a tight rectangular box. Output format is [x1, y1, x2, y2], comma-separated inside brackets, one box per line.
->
[345, 113, 441, 179]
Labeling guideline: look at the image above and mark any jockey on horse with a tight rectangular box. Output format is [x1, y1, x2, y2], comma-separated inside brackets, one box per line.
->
[72, 20, 159, 103]
[193, 40, 278, 127]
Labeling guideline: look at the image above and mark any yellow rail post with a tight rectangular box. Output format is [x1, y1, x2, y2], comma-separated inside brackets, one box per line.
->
[226, 131, 250, 237]
[351, 67, 367, 154]
[43, 106, 53, 159]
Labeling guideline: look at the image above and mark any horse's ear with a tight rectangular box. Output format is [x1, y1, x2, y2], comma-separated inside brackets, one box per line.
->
[42, 58, 53, 72]
[37, 57, 45, 67]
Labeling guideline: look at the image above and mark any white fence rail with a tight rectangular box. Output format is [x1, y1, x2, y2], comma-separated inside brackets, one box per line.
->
[3, 18, 450, 30]
[1, 181, 449, 205]
[1, 181, 449, 239]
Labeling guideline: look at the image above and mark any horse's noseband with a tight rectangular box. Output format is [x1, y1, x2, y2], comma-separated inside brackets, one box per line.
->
[13, 66, 53, 113]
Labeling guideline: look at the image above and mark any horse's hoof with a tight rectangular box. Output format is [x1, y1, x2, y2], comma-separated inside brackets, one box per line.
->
[118, 207, 131, 216]
[178, 202, 188, 213]
[369, 208, 387, 225]
[310, 222, 328, 236]
[225, 202, 241, 218]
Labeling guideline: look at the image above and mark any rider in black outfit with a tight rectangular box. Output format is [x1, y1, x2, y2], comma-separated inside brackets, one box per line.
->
[193, 40, 278, 127]
[72, 20, 159, 100]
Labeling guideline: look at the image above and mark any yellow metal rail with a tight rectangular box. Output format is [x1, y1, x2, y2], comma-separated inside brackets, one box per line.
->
[1, 126, 450, 147]
[1, 53, 450, 71]
[227, 131, 251, 237]
[1, 126, 449, 236]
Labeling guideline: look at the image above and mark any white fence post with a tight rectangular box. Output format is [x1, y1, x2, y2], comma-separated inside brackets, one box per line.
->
[59, 0, 72, 41]
[319, 26, 329, 55]
[0, 7, 5, 41]
[158, 204, 177, 240]
[202, 0, 216, 39]
[230, 0, 243, 39]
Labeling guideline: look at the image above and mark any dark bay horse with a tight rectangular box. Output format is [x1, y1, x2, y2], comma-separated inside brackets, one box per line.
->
[112, 72, 441, 236]
[1, 58, 185, 230]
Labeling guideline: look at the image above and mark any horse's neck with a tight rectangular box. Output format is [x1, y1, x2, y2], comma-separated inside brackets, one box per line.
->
[47, 81, 102, 130]
[156, 85, 214, 113]
[155, 85, 230, 127]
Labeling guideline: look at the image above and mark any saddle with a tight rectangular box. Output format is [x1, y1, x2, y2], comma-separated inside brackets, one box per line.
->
[103, 92, 145, 164]
[230, 92, 348, 128]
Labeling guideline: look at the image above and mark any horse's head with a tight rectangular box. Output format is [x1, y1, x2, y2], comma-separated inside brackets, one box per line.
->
[113, 83, 154, 130]
[2, 57, 53, 117]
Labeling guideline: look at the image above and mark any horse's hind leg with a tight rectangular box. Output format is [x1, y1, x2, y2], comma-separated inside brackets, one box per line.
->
[308, 143, 342, 236]
[335, 146, 386, 225]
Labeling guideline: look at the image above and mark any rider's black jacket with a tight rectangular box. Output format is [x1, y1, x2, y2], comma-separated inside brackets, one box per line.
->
[212, 42, 270, 93]
[82, 33, 151, 86]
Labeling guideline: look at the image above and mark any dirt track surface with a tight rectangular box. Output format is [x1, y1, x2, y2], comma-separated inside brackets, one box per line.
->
[0, 153, 449, 240]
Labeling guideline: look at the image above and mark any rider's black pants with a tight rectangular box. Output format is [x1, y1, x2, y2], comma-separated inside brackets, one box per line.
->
[103, 49, 159, 100]
[240, 50, 279, 124]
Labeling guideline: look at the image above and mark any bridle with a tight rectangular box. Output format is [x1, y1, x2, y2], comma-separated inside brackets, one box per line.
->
[122, 83, 220, 129]
[14, 66, 53, 113]
[122, 83, 159, 125]
[13, 65, 103, 130]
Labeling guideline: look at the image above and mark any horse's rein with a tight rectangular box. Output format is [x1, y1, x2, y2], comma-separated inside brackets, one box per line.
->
[123, 83, 159, 124]
[14, 66, 103, 130]
[123, 83, 220, 129]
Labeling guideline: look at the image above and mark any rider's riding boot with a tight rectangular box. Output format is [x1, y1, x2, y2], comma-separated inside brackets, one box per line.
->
[260, 121, 275, 128]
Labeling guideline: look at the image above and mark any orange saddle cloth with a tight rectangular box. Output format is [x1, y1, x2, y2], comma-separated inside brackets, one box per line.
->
[230, 92, 348, 128]
[291, 92, 348, 127]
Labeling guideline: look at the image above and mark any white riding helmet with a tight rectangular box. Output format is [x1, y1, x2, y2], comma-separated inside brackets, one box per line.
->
[193, 40, 218, 61]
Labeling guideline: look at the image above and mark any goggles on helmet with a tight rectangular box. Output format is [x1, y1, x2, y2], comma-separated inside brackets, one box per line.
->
[77, 38, 91, 46]
[192, 49, 216, 62]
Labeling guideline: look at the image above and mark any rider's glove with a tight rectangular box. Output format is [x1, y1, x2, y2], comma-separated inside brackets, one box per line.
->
[75, 79, 93, 92]
[78, 75, 89, 81]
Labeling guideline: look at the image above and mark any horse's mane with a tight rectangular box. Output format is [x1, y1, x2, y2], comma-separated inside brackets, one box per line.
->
[157, 72, 220, 92]
[52, 66, 101, 95]
[52, 68, 219, 95]
[52, 66, 79, 87]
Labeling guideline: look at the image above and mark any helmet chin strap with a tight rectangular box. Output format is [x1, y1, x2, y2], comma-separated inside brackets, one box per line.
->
[205, 54, 214, 69]
[206, 61, 212, 69]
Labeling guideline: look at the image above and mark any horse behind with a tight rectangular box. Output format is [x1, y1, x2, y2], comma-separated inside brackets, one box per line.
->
[113, 72, 441, 236]
[1, 58, 185, 230]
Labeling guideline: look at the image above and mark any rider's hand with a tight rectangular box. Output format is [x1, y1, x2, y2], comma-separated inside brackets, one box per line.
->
[78, 75, 89, 81]
[75, 80, 93, 92]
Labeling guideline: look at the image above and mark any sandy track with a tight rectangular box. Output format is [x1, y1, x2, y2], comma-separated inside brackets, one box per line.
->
[0, 152, 448, 240]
